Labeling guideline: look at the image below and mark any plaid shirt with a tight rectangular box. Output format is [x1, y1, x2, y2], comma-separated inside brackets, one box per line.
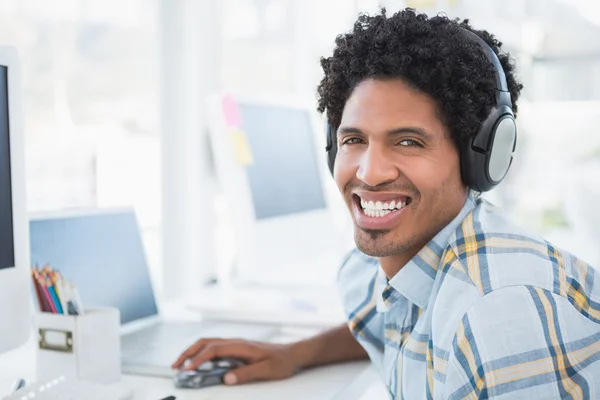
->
[338, 194, 600, 399]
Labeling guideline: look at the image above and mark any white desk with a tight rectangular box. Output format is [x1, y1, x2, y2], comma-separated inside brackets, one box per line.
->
[120, 361, 388, 400]
[2, 298, 390, 400]
[2, 339, 388, 400]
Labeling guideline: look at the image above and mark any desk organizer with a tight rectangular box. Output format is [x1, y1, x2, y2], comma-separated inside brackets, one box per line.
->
[34, 307, 121, 384]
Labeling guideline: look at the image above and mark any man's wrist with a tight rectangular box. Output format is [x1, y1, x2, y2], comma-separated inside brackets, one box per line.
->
[286, 339, 314, 371]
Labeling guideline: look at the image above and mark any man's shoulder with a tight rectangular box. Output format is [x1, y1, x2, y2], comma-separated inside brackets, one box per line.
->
[448, 198, 545, 255]
[441, 199, 600, 303]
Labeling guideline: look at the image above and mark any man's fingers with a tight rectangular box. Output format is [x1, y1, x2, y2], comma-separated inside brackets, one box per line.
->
[171, 338, 226, 369]
[224, 360, 274, 385]
[185, 343, 262, 371]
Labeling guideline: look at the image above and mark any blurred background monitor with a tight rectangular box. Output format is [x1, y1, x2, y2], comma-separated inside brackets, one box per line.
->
[206, 93, 346, 286]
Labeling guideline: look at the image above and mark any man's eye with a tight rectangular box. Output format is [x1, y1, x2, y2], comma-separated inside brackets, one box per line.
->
[399, 139, 422, 147]
[342, 137, 364, 145]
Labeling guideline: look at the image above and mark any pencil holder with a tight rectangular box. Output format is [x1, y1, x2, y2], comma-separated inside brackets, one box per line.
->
[34, 307, 121, 384]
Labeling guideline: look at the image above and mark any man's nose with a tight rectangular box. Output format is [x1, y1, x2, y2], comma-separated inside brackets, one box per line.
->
[356, 145, 398, 187]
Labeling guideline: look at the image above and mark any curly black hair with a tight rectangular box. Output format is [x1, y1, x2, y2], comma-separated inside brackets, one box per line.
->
[317, 8, 523, 149]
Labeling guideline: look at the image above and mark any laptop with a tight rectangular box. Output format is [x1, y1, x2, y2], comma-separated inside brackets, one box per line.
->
[29, 208, 279, 377]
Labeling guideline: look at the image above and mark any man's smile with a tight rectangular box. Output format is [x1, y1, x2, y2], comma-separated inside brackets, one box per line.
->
[351, 192, 413, 230]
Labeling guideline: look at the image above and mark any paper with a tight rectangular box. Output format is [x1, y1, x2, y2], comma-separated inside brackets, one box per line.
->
[230, 129, 253, 165]
[221, 93, 242, 127]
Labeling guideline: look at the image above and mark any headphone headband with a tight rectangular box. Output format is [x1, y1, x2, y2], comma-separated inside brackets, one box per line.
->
[459, 29, 509, 94]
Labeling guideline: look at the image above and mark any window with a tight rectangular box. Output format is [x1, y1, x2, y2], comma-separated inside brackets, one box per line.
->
[0, 0, 161, 281]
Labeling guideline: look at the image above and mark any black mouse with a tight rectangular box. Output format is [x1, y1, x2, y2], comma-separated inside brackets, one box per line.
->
[174, 357, 246, 389]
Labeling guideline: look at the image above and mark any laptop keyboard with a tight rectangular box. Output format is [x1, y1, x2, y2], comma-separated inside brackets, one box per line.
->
[121, 321, 278, 368]
[122, 323, 201, 353]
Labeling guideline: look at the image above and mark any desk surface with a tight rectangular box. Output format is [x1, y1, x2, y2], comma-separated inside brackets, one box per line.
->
[4, 297, 390, 400]
[120, 361, 386, 400]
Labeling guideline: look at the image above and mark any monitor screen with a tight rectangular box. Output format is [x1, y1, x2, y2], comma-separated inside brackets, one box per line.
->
[29, 211, 158, 324]
[0, 66, 14, 271]
[238, 104, 326, 220]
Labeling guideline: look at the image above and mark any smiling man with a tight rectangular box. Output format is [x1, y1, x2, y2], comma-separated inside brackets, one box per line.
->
[174, 8, 600, 399]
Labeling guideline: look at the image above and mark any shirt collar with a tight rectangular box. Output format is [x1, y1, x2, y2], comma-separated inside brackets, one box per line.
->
[384, 192, 478, 309]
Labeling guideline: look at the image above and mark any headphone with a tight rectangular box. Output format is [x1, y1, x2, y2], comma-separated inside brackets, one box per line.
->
[324, 28, 517, 192]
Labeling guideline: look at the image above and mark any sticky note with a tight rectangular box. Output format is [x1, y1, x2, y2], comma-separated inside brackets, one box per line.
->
[222, 94, 242, 127]
[230, 129, 253, 165]
[406, 0, 436, 8]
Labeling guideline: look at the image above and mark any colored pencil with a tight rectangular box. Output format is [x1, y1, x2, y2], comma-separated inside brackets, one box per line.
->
[46, 277, 63, 314]
[34, 268, 54, 313]
[31, 268, 45, 311]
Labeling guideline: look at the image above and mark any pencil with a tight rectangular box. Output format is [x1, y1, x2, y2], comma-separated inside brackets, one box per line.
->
[46, 277, 63, 314]
[53, 275, 69, 314]
[40, 277, 57, 314]
[30, 268, 45, 311]
[34, 269, 53, 313]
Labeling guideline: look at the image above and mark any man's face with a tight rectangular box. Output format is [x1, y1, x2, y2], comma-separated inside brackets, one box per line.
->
[334, 78, 468, 260]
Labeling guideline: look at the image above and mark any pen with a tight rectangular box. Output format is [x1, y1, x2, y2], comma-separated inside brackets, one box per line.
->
[8, 378, 26, 395]
[69, 281, 85, 315]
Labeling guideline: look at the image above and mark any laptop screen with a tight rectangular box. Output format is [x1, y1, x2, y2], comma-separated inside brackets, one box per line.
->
[29, 209, 158, 324]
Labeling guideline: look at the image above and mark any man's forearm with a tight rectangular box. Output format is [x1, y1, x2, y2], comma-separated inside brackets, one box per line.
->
[288, 324, 368, 369]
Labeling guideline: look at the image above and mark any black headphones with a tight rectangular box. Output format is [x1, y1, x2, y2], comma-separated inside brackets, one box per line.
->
[324, 28, 517, 192]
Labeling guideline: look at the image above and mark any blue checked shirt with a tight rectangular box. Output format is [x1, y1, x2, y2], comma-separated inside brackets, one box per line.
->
[338, 194, 600, 399]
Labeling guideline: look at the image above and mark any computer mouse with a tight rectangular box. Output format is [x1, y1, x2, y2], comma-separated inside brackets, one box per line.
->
[174, 357, 246, 389]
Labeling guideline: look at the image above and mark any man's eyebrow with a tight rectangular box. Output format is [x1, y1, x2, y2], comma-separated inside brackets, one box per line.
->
[387, 127, 433, 140]
[337, 126, 434, 140]
[337, 126, 363, 135]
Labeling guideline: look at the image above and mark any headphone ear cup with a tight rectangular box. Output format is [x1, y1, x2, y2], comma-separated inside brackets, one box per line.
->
[486, 114, 516, 183]
[461, 106, 516, 192]
[326, 124, 337, 176]
[461, 138, 490, 192]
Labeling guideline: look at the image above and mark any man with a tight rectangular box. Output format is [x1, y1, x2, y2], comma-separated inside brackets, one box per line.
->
[173, 8, 600, 399]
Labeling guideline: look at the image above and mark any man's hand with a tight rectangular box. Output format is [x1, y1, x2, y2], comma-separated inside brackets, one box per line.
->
[172, 325, 368, 386]
[171, 338, 297, 385]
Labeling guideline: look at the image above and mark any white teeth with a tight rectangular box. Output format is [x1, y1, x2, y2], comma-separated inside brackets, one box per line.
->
[358, 196, 409, 218]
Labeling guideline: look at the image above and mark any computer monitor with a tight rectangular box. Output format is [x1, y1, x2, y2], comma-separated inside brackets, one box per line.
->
[206, 93, 345, 285]
[0, 47, 31, 354]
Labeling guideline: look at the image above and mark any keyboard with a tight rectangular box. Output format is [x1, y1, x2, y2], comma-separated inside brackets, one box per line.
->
[2, 376, 133, 400]
[121, 321, 278, 365]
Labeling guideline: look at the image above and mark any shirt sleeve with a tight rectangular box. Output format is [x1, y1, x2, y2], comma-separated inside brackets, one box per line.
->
[444, 285, 599, 399]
